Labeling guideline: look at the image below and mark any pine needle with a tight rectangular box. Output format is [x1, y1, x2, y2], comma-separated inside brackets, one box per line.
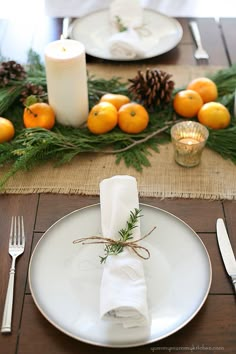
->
[207, 126, 236, 163]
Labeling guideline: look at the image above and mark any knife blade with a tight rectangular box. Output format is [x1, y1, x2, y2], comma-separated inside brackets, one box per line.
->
[62, 17, 72, 39]
[216, 218, 236, 293]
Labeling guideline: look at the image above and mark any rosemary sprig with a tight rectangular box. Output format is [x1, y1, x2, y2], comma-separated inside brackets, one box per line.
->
[115, 15, 128, 32]
[100, 208, 142, 263]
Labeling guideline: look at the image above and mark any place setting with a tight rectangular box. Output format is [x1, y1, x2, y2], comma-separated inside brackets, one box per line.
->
[28, 175, 212, 348]
[64, 0, 183, 61]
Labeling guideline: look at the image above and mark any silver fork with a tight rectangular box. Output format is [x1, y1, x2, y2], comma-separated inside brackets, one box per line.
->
[1, 216, 25, 334]
[189, 21, 209, 61]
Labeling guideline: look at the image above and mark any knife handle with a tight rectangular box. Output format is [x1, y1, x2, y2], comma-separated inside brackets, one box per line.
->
[231, 276, 236, 293]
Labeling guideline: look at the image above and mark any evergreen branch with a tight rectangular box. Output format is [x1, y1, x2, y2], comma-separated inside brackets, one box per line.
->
[1, 52, 236, 188]
[100, 208, 142, 263]
[0, 121, 171, 187]
[207, 125, 236, 163]
[209, 64, 236, 96]
[104, 120, 181, 154]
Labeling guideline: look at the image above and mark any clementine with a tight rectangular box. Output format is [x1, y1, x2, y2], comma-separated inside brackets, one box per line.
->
[23, 102, 55, 130]
[118, 102, 149, 134]
[100, 93, 131, 110]
[173, 89, 203, 118]
[0, 117, 15, 143]
[87, 101, 118, 134]
[198, 102, 230, 129]
[187, 77, 218, 103]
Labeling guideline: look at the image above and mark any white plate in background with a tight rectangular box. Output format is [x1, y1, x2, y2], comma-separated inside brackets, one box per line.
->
[69, 9, 183, 60]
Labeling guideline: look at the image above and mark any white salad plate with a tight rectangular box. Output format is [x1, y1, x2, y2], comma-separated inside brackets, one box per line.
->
[29, 203, 212, 348]
[69, 9, 183, 60]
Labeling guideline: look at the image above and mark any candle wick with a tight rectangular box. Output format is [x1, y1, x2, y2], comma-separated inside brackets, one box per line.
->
[60, 34, 67, 52]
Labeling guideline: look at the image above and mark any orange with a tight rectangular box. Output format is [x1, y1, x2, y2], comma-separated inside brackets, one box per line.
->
[198, 102, 230, 129]
[23, 102, 55, 130]
[100, 93, 130, 110]
[118, 102, 149, 134]
[0, 117, 15, 143]
[173, 89, 203, 118]
[187, 77, 218, 103]
[87, 101, 118, 134]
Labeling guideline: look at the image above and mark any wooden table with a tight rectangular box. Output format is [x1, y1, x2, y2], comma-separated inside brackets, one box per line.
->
[0, 16, 236, 354]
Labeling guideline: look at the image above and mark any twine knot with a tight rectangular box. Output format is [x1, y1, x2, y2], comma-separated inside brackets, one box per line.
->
[73, 226, 156, 261]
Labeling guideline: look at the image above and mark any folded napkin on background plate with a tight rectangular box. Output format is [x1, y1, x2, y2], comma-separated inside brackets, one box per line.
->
[107, 0, 145, 59]
[107, 28, 145, 59]
[109, 0, 143, 28]
[99, 175, 149, 328]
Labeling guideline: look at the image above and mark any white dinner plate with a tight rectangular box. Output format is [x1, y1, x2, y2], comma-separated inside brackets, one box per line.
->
[29, 203, 212, 348]
[69, 9, 183, 60]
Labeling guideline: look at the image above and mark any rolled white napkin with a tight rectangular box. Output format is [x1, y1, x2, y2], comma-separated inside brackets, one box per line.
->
[109, 0, 143, 28]
[108, 0, 144, 59]
[99, 175, 149, 328]
[107, 28, 145, 59]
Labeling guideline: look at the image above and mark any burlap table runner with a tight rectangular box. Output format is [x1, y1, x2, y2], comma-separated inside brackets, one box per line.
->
[1, 64, 235, 199]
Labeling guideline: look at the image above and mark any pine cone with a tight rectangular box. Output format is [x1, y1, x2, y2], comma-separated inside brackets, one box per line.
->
[20, 83, 46, 103]
[128, 68, 175, 109]
[0, 60, 26, 87]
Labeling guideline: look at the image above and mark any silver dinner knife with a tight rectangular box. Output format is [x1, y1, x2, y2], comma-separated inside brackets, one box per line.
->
[216, 218, 236, 293]
[62, 17, 72, 39]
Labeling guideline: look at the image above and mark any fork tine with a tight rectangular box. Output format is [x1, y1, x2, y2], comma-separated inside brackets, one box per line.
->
[20, 216, 25, 246]
[11, 216, 17, 245]
[13, 217, 17, 246]
[9, 217, 14, 245]
[9, 216, 25, 246]
[196, 58, 209, 66]
[17, 216, 20, 245]
[17, 217, 20, 244]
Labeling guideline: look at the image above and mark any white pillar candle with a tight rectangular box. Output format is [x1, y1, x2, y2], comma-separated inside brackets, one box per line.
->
[45, 39, 89, 127]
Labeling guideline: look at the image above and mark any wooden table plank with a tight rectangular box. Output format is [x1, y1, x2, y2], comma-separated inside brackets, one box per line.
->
[35, 195, 224, 233]
[141, 198, 224, 232]
[220, 18, 236, 65]
[190, 18, 229, 66]
[221, 200, 236, 250]
[35, 194, 99, 231]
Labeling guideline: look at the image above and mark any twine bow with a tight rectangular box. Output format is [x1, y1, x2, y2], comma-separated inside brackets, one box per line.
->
[73, 226, 156, 260]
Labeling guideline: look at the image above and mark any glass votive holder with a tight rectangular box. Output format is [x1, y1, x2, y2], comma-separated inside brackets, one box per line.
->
[170, 121, 209, 167]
